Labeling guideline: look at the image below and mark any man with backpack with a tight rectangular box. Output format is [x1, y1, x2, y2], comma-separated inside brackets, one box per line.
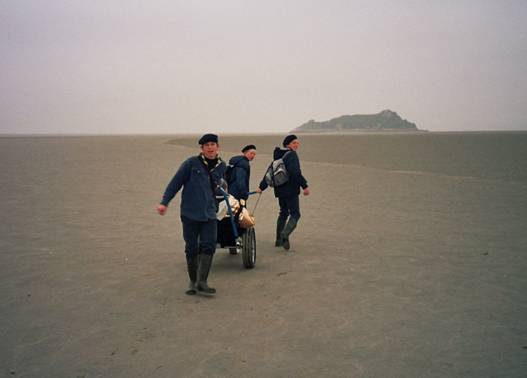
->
[257, 134, 309, 250]
[226, 144, 257, 201]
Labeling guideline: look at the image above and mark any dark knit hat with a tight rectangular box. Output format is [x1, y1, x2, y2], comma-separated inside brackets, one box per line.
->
[282, 134, 298, 147]
[198, 133, 218, 145]
[241, 144, 256, 153]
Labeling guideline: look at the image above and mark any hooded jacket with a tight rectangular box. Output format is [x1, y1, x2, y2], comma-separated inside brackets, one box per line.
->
[259, 147, 308, 198]
[227, 155, 251, 200]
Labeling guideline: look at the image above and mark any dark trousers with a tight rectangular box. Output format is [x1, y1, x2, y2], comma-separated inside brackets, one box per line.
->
[278, 195, 301, 222]
[181, 216, 217, 257]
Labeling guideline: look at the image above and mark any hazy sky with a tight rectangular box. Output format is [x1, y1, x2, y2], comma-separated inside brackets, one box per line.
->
[1, 0, 527, 134]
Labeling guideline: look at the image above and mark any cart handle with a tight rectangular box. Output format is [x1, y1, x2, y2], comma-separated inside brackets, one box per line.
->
[251, 192, 262, 216]
[244, 191, 262, 215]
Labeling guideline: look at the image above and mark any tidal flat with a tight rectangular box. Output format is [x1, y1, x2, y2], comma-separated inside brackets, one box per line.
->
[1, 133, 526, 377]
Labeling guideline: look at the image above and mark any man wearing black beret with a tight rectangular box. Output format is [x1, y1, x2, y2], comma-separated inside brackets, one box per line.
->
[226, 144, 257, 201]
[198, 133, 218, 145]
[157, 133, 226, 295]
[257, 135, 309, 250]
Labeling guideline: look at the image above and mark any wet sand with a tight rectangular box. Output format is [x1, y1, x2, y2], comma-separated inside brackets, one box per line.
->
[1, 135, 527, 377]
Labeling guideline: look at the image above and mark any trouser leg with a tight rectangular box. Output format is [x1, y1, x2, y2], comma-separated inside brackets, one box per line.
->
[181, 216, 200, 257]
[198, 218, 217, 256]
[276, 197, 290, 246]
[279, 196, 301, 250]
[276, 214, 288, 247]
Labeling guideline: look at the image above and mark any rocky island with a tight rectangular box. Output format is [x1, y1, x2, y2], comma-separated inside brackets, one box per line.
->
[294, 110, 421, 132]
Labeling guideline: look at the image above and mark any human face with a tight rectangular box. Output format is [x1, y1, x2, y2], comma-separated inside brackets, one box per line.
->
[287, 139, 300, 151]
[244, 150, 256, 161]
[201, 142, 219, 159]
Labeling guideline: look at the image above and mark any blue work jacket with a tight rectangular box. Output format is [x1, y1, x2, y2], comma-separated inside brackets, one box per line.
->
[227, 155, 251, 200]
[161, 155, 226, 221]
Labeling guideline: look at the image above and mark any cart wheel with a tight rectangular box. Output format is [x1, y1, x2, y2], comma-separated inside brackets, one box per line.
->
[242, 228, 256, 269]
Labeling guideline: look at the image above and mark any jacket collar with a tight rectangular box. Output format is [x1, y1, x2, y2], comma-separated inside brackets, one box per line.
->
[199, 153, 222, 171]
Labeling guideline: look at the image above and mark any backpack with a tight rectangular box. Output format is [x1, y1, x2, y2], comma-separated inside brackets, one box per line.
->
[264, 151, 291, 187]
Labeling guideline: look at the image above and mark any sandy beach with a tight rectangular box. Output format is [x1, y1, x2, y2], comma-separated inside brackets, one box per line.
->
[1, 134, 527, 377]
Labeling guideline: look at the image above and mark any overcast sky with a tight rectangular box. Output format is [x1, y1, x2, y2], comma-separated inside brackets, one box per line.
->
[1, 0, 526, 134]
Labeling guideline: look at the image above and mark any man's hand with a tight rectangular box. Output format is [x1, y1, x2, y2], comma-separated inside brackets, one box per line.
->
[256, 187, 262, 193]
[303, 187, 310, 196]
[157, 204, 168, 215]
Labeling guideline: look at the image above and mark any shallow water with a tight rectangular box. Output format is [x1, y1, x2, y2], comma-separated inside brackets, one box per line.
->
[170, 131, 527, 182]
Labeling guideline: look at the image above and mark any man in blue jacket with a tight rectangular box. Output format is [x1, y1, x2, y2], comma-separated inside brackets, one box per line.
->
[157, 133, 226, 295]
[226, 144, 257, 201]
[257, 135, 309, 250]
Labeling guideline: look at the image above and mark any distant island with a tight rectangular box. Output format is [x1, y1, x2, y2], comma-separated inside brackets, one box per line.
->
[293, 110, 421, 132]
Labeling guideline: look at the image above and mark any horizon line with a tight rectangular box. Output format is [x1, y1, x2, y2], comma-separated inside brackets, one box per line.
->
[1, 129, 527, 138]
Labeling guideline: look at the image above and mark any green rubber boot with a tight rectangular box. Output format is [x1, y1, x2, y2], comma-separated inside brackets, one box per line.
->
[280, 217, 298, 251]
[275, 216, 287, 247]
[185, 254, 198, 295]
[197, 254, 216, 294]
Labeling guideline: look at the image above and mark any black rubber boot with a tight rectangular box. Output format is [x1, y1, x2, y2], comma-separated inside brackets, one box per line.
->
[185, 254, 198, 295]
[280, 217, 298, 251]
[275, 216, 287, 247]
[197, 254, 216, 294]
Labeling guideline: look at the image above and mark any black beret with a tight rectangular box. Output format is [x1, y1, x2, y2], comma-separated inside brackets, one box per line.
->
[282, 134, 298, 147]
[198, 133, 218, 145]
[241, 144, 256, 153]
